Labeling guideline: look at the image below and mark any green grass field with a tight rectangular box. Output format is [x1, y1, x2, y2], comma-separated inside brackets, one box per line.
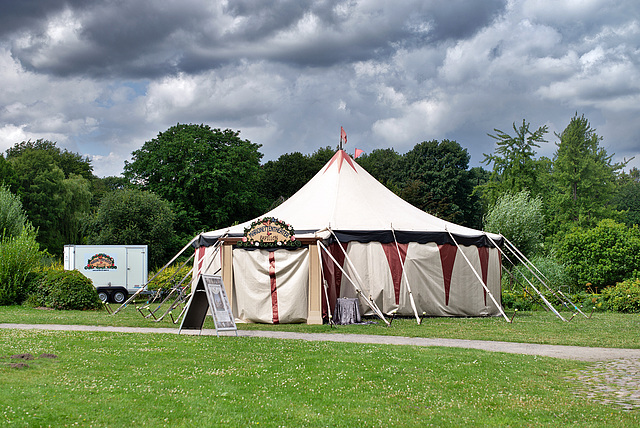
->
[1, 306, 639, 427]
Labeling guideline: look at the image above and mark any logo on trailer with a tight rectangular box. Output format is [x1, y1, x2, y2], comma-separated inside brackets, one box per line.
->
[238, 217, 301, 248]
[85, 253, 117, 270]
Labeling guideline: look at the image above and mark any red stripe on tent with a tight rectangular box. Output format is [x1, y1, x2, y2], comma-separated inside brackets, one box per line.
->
[323, 150, 357, 174]
[196, 246, 206, 274]
[438, 244, 457, 306]
[269, 251, 279, 324]
[478, 247, 490, 306]
[381, 242, 408, 304]
[321, 242, 349, 319]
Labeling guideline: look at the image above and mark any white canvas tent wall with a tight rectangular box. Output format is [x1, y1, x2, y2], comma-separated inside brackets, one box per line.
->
[193, 150, 503, 324]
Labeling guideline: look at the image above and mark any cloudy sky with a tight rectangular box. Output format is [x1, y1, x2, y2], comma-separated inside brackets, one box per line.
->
[1, 0, 639, 177]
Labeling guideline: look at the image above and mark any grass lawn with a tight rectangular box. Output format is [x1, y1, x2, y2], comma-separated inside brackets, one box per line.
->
[2, 328, 638, 427]
[2, 306, 639, 426]
[1, 305, 639, 349]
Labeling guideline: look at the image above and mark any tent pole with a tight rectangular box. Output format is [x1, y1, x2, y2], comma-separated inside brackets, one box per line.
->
[145, 253, 195, 318]
[485, 234, 567, 321]
[445, 227, 511, 322]
[501, 235, 587, 318]
[113, 235, 199, 315]
[316, 243, 334, 325]
[391, 226, 421, 324]
[328, 230, 389, 324]
[318, 241, 389, 325]
[152, 266, 194, 322]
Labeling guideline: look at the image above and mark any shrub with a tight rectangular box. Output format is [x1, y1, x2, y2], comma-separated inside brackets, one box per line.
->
[600, 279, 640, 313]
[555, 219, 640, 289]
[29, 269, 102, 310]
[484, 190, 544, 257]
[501, 288, 534, 311]
[0, 224, 43, 305]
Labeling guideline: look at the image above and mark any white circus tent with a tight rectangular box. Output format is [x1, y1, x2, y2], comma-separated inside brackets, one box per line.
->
[192, 150, 506, 324]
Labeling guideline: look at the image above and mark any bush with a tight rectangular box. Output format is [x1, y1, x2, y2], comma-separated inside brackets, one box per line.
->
[29, 269, 102, 310]
[484, 190, 544, 257]
[555, 219, 640, 289]
[501, 288, 534, 311]
[0, 224, 43, 305]
[600, 279, 640, 313]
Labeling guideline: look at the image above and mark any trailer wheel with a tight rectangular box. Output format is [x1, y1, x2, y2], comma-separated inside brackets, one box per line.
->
[97, 291, 109, 303]
[112, 290, 127, 304]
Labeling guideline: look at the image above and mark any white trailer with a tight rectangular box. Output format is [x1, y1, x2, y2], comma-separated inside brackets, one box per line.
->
[64, 245, 148, 303]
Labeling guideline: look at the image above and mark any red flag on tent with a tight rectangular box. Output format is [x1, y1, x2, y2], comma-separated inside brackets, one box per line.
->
[354, 148, 364, 159]
[340, 126, 347, 146]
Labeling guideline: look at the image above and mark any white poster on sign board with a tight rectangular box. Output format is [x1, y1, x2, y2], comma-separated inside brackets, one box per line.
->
[202, 275, 236, 331]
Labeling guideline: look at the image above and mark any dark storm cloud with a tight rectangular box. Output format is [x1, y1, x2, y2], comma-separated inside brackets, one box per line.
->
[4, 0, 507, 78]
[1, 0, 639, 177]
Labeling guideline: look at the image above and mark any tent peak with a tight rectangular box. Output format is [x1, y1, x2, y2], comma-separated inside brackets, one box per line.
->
[324, 150, 357, 174]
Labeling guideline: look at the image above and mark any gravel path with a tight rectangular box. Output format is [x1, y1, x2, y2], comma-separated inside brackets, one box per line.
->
[3, 323, 639, 410]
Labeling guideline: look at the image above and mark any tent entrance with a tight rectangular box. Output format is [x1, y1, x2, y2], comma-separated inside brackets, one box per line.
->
[213, 237, 324, 325]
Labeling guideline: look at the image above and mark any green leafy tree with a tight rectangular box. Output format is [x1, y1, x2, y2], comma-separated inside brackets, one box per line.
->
[260, 146, 335, 207]
[614, 167, 640, 226]
[555, 219, 640, 289]
[356, 148, 403, 188]
[549, 114, 622, 233]
[0, 185, 27, 238]
[5, 140, 94, 254]
[481, 120, 549, 206]
[84, 189, 178, 268]
[397, 140, 480, 227]
[0, 154, 17, 189]
[6, 139, 93, 180]
[484, 190, 544, 257]
[124, 124, 265, 236]
[8, 149, 91, 254]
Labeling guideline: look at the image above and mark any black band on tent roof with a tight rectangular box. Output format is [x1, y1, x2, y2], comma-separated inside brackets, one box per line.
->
[329, 230, 502, 248]
[194, 229, 502, 248]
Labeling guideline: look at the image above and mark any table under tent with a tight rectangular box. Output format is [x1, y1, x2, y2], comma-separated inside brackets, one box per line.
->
[187, 150, 510, 325]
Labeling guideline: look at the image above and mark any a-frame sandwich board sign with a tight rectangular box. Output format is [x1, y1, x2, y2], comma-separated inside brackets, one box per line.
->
[179, 274, 237, 336]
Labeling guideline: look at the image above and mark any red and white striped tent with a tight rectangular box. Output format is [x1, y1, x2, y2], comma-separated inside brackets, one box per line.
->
[192, 150, 503, 324]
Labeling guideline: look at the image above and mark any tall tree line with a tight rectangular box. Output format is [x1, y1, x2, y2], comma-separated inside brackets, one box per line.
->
[2, 116, 636, 269]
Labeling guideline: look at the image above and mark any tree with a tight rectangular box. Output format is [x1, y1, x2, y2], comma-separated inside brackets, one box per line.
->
[260, 146, 336, 207]
[6, 139, 94, 180]
[614, 167, 640, 226]
[0, 185, 27, 238]
[7, 148, 92, 254]
[124, 124, 265, 237]
[549, 114, 622, 232]
[483, 190, 544, 257]
[0, 154, 17, 189]
[84, 189, 177, 268]
[4, 140, 94, 254]
[481, 120, 549, 206]
[356, 148, 403, 188]
[397, 140, 480, 227]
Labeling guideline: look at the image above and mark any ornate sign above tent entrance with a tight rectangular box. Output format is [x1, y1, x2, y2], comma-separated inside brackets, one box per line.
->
[237, 217, 301, 248]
